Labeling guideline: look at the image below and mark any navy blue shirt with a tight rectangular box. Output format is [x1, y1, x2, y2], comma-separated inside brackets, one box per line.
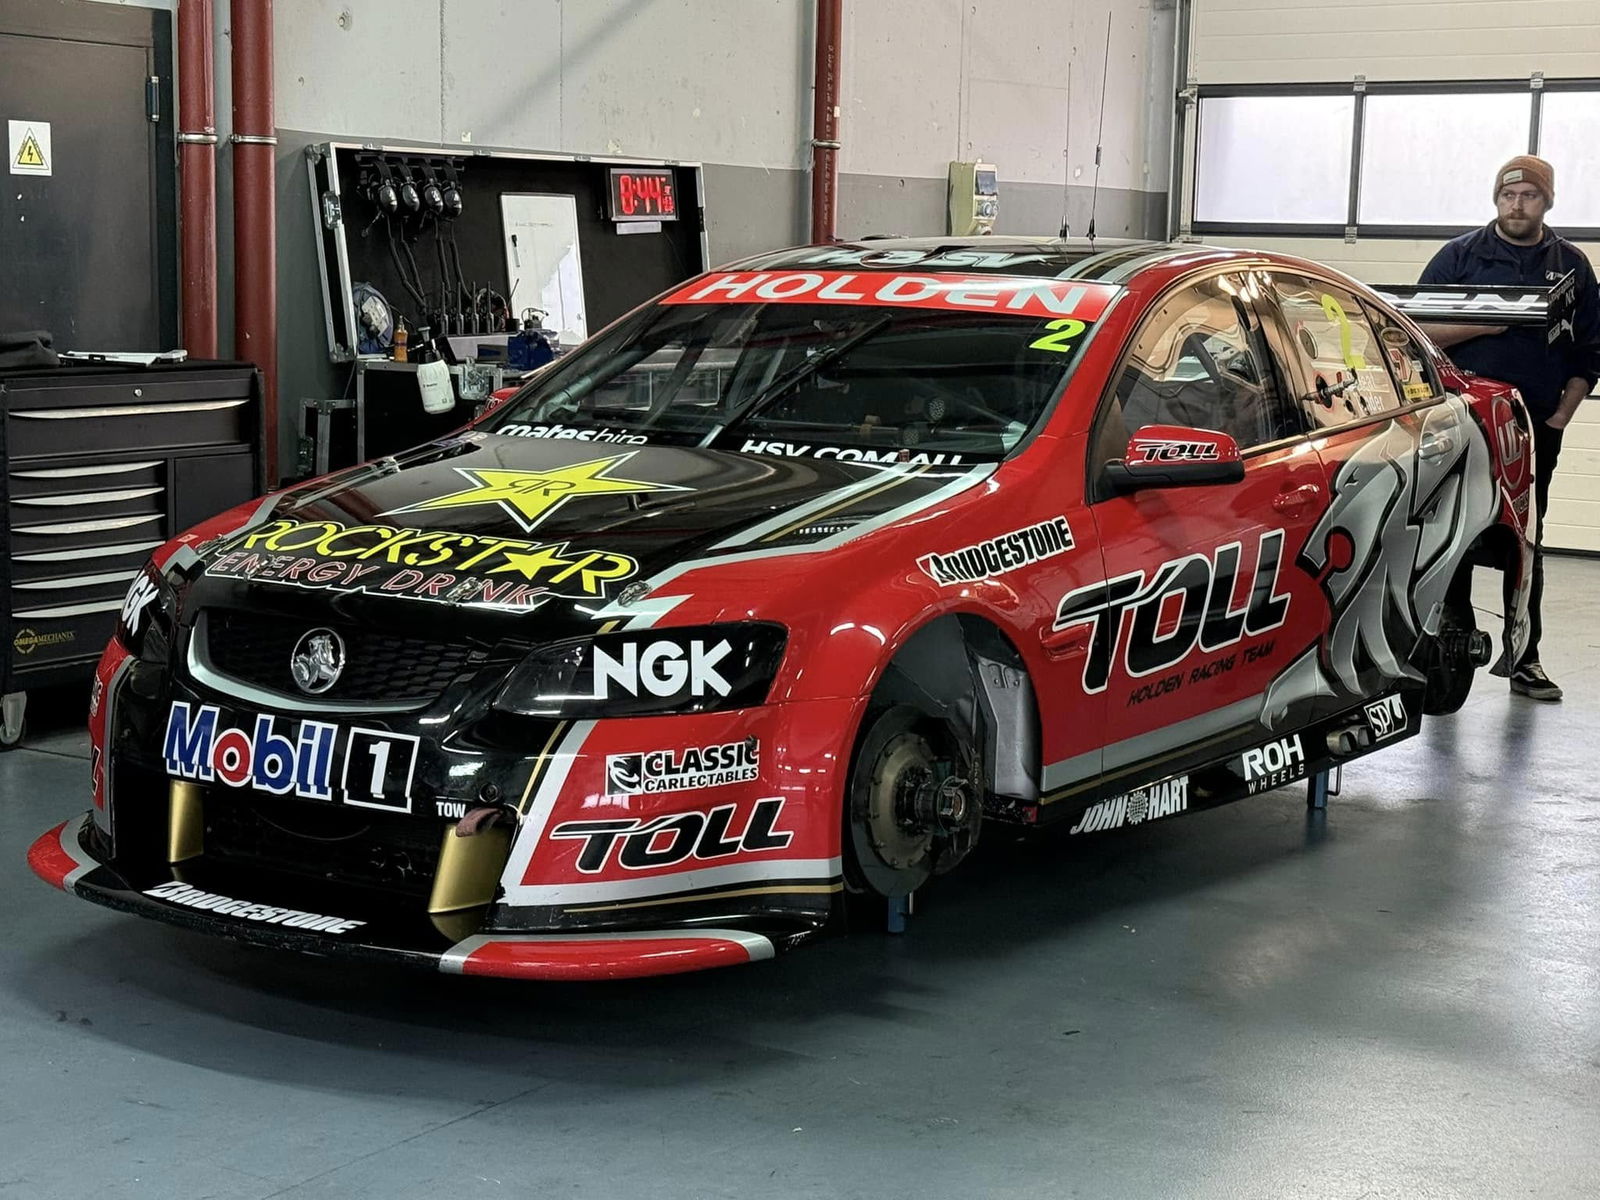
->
[1418, 222, 1600, 420]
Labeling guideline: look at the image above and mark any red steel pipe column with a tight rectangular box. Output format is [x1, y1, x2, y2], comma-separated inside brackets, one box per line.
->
[809, 0, 842, 243]
[177, 0, 217, 359]
[231, 0, 277, 482]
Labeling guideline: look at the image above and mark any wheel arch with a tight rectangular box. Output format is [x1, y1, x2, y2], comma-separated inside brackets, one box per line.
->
[852, 610, 1042, 809]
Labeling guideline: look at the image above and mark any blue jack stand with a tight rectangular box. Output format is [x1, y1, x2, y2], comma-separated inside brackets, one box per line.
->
[887, 892, 913, 935]
[1306, 766, 1340, 810]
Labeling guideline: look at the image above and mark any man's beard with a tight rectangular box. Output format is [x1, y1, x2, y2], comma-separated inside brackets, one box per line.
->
[1496, 214, 1541, 242]
[1491, 214, 1542, 243]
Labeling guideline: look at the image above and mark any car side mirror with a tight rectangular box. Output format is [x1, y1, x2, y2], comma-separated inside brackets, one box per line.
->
[1102, 424, 1246, 494]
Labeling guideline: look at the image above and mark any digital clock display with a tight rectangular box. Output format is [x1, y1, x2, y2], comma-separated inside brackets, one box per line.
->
[608, 168, 678, 222]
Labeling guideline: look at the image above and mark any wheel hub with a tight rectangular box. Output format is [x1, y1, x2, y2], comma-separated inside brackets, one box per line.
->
[863, 732, 976, 870]
[863, 732, 938, 870]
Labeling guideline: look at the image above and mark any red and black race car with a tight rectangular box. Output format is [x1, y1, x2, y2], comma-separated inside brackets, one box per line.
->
[29, 238, 1537, 980]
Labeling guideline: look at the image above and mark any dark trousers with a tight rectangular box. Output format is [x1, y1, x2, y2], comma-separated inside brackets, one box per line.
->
[1520, 419, 1565, 665]
[1445, 418, 1562, 666]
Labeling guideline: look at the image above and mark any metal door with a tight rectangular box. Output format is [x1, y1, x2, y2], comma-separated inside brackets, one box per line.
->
[0, 1, 174, 351]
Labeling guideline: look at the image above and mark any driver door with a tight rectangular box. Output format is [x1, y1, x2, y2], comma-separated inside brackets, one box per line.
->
[1073, 272, 1330, 795]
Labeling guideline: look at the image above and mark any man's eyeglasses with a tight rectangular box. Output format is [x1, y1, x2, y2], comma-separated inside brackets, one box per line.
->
[1497, 189, 1543, 206]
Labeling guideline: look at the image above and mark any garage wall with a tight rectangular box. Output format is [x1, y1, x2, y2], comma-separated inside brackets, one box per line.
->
[1183, 1, 1600, 553]
[268, 0, 1176, 249]
[197, 0, 1179, 473]
[839, 0, 1177, 239]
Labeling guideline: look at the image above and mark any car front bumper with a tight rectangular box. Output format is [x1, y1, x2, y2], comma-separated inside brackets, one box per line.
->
[29, 814, 789, 980]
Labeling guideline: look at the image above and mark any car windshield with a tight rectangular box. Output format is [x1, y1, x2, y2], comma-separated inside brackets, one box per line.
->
[487, 275, 1112, 463]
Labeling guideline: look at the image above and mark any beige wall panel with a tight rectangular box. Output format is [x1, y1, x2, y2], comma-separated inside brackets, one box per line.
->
[1193, 0, 1600, 84]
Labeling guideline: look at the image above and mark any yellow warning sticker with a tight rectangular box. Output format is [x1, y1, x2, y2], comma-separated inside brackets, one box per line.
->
[1403, 382, 1433, 402]
[8, 120, 52, 177]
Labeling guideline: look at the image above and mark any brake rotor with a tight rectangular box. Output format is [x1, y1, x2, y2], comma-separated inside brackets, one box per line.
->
[861, 731, 937, 871]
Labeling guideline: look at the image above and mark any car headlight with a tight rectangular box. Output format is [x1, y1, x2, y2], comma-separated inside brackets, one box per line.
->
[494, 623, 787, 718]
[117, 561, 175, 659]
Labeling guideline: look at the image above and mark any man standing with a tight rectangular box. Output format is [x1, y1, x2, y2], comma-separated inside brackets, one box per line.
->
[1420, 155, 1600, 701]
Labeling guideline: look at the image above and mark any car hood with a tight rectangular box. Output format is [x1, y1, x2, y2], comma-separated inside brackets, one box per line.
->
[184, 433, 978, 642]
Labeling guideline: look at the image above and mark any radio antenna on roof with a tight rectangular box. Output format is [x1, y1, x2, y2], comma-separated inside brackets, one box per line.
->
[1058, 60, 1073, 238]
[1086, 12, 1112, 246]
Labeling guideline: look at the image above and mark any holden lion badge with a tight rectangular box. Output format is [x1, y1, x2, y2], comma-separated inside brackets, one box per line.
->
[290, 628, 345, 695]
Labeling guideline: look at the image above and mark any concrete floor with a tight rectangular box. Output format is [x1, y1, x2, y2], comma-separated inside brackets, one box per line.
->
[3, 558, 1599, 1200]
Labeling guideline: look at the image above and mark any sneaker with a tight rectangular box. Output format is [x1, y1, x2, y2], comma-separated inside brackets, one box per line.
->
[1510, 663, 1563, 702]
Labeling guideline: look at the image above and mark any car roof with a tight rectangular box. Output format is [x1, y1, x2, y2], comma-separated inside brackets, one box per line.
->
[725, 237, 1228, 285]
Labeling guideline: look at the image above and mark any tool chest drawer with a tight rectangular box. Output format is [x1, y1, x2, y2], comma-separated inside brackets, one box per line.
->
[0, 362, 262, 690]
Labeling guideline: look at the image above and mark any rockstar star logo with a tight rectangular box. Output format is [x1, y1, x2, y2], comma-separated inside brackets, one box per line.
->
[488, 544, 577, 579]
[381, 454, 687, 533]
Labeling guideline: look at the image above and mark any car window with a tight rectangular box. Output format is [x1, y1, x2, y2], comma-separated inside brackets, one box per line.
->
[1100, 274, 1299, 461]
[1268, 274, 1404, 428]
[1362, 303, 1440, 405]
[488, 288, 1106, 462]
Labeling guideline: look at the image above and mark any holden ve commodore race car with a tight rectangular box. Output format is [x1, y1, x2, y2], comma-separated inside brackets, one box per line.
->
[30, 237, 1537, 980]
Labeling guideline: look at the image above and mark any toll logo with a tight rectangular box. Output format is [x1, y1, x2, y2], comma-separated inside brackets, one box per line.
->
[1054, 529, 1292, 694]
[605, 738, 760, 796]
[550, 797, 794, 873]
[1130, 437, 1220, 464]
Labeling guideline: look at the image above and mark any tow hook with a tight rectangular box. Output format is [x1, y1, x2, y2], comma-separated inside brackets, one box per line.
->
[455, 804, 514, 838]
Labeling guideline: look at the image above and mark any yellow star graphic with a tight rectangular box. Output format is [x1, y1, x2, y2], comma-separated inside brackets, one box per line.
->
[487, 544, 576, 579]
[382, 454, 686, 532]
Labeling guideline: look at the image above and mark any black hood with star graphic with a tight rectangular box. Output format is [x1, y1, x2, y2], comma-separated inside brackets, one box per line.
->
[181, 433, 974, 644]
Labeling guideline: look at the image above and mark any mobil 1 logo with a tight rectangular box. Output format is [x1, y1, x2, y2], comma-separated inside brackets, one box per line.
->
[165, 703, 421, 812]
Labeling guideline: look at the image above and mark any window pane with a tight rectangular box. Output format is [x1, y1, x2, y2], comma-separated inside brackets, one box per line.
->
[1358, 92, 1531, 226]
[1113, 277, 1289, 449]
[1361, 304, 1439, 405]
[1269, 275, 1401, 428]
[1536, 91, 1600, 228]
[1195, 95, 1354, 224]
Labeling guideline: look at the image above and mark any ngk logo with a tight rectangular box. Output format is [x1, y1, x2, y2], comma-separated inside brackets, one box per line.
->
[591, 639, 733, 699]
[550, 797, 793, 873]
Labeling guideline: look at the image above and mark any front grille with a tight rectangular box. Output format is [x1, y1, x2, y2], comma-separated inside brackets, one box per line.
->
[204, 610, 476, 703]
[202, 791, 442, 899]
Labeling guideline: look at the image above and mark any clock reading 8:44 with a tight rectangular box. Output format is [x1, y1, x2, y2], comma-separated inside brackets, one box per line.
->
[608, 168, 679, 222]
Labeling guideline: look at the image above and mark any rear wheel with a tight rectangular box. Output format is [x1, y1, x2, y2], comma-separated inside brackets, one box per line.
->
[843, 705, 982, 901]
[1420, 597, 1489, 715]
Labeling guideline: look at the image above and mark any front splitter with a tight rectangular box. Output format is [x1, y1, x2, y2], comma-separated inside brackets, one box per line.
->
[27, 815, 778, 980]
